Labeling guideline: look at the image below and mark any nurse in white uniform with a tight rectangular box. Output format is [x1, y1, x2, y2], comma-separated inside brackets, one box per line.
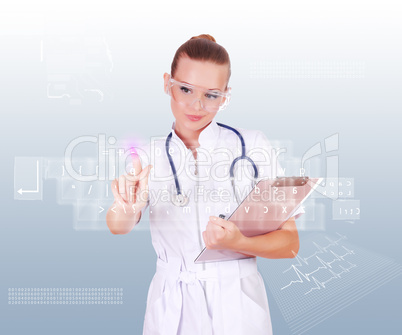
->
[106, 34, 302, 335]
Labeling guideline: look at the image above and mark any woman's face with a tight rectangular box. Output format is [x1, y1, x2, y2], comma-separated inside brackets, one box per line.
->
[163, 56, 229, 139]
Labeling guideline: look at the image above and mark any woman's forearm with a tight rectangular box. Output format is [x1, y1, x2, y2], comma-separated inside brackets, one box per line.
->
[234, 218, 300, 259]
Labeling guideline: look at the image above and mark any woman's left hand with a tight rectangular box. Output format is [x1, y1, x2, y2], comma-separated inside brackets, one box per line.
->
[202, 216, 245, 251]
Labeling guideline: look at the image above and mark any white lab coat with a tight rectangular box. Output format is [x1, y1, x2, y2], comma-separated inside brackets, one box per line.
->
[134, 119, 303, 335]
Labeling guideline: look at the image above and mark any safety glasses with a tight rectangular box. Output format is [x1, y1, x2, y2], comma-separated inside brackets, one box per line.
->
[165, 75, 231, 113]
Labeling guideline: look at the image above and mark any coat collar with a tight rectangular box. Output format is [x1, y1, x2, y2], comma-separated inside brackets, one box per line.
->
[170, 119, 220, 151]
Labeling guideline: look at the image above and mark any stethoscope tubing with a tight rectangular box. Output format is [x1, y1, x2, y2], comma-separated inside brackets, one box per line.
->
[165, 122, 259, 206]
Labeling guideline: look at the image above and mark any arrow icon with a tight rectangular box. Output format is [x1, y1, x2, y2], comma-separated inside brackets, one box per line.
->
[17, 160, 39, 195]
[99, 206, 104, 214]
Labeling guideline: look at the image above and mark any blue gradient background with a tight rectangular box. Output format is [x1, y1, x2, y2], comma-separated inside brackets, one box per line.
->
[1, 1, 401, 334]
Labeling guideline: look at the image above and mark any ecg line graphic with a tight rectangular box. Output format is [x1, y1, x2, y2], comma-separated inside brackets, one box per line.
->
[258, 232, 402, 335]
[280, 232, 357, 294]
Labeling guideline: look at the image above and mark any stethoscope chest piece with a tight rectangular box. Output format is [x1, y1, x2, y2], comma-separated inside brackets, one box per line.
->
[172, 193, 189, 207]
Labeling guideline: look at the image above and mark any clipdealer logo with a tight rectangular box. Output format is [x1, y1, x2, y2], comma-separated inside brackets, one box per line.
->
[63, 132, 340, 200]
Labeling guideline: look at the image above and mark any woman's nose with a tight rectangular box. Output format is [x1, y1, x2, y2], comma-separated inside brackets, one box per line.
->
[190, 98, 203, 111]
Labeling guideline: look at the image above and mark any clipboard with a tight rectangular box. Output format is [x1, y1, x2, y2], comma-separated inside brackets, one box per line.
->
[194, 176, 323, 263]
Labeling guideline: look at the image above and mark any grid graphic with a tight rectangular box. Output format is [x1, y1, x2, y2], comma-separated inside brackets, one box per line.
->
[8, 287, 123, 305]
[249, 61, 366, 79]
[257, 232, 402, 334]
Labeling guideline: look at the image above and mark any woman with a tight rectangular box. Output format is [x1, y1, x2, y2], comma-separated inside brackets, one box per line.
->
[107, 34, 301, 335]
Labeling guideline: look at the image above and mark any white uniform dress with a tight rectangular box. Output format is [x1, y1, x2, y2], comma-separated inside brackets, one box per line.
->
[135, 119, 303, 335]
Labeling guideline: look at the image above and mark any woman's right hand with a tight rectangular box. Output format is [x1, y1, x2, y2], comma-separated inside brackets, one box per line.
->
[107, 149, 152, 234]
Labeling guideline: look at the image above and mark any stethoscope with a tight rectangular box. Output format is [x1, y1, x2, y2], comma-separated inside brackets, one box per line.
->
[165, 122, 259, 206]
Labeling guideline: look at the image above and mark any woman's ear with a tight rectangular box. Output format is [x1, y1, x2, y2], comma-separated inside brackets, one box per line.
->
[163, 72, 170, 94]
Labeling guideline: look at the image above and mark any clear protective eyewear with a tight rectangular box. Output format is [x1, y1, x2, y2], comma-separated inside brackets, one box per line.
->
[165, 75, 231, 113]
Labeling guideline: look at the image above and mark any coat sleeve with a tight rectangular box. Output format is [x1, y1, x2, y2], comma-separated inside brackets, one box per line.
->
[248, 130, 304, 220]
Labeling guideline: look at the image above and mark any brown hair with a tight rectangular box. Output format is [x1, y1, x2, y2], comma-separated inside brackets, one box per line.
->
[171, 34, 231, 88]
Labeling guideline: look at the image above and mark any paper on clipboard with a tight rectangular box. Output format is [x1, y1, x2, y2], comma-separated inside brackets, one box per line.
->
[194, 176, 323, 264]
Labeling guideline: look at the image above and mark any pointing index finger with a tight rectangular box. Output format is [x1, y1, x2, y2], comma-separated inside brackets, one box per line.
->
[130, 147, 143, 178]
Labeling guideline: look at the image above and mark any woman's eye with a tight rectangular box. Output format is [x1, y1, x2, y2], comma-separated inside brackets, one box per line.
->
[180, 86, 192, 94]
[205, 93, 219, 99]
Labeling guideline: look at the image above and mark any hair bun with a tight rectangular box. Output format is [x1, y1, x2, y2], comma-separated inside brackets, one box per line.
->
[190, 34, 216, 43]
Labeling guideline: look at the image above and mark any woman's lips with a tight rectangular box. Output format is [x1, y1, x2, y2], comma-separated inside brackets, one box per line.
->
[186, 114, 204, 122]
